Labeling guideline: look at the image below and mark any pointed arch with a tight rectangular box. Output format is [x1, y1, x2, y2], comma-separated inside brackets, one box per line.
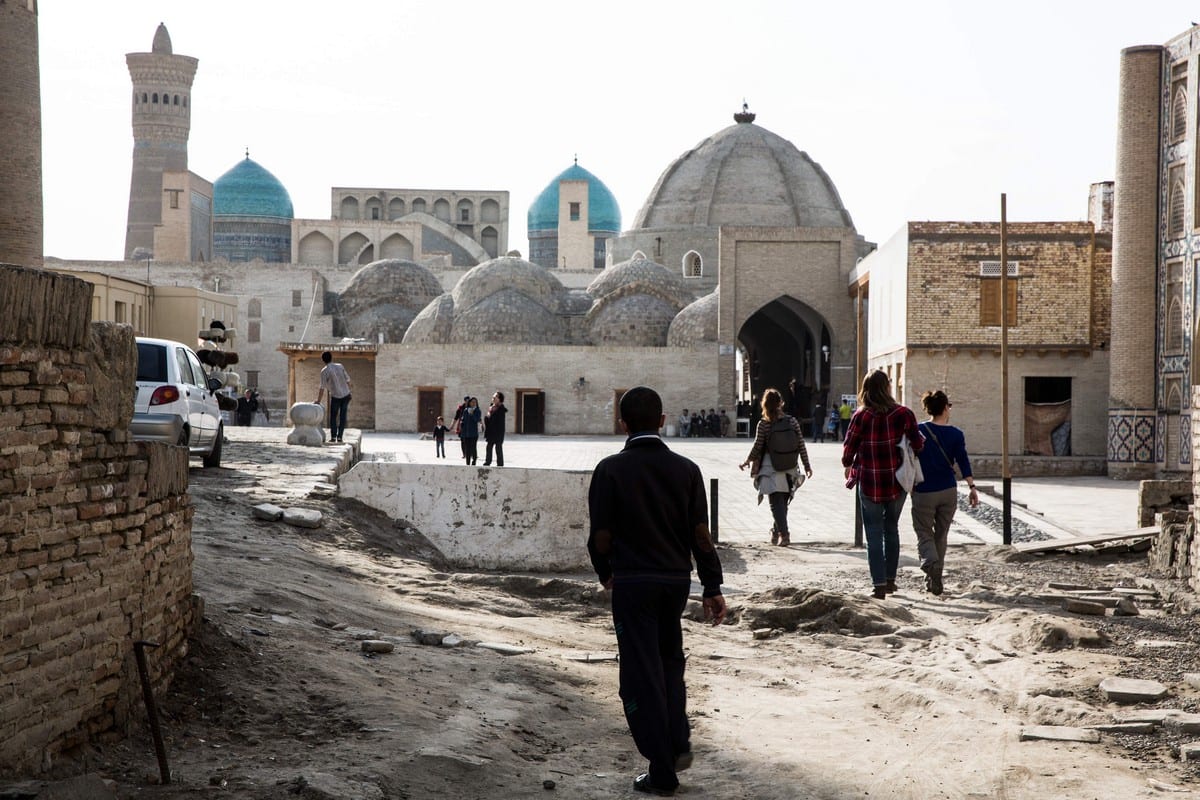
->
[388, 197, 405, 220]
[380, 233, 414, 260]
[1167, 295, 1185, 353]
[338, 231, 371, 265]
[298, 231, 334, 264]
[1169, 179, 1186, 238]
[1172, 84, 1188, 141]
[340, 196, 360, 221]
[682, 250, 702, 278]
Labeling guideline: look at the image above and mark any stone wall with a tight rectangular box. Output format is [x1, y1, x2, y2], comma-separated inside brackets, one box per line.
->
[0, 264, 197, 775]
[339, 462, 590, 571]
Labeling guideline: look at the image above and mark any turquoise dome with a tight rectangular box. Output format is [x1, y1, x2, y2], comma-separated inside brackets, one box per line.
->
[213, 156, 294, 219]
[527, 163, 620, 233]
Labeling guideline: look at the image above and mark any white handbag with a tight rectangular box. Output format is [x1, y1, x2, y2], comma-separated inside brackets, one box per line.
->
[896, 435, 924, 493]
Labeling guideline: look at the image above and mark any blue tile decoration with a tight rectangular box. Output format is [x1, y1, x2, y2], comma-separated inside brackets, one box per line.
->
[1108, 410, 1157, 463]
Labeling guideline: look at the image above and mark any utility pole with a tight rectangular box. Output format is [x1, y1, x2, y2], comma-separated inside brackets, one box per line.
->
[1000, 194, 1012, 545]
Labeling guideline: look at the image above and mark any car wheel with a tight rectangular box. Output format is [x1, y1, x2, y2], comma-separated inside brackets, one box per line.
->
[177, 427, 190, 448]
[202, 424, 223, 468]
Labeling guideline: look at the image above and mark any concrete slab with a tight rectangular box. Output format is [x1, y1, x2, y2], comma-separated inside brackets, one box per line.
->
[1019, 725, 1101, 743]
[1099, 677, 1169, 703]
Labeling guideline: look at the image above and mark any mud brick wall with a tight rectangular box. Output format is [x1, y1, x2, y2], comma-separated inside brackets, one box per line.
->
[0, 264, 196, 775]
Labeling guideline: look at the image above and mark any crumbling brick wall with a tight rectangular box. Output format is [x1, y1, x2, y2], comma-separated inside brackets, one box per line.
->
[0, 264, 197, 774]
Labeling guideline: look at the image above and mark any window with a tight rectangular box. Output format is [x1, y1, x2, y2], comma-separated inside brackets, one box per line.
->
[248, 321, 261, 343]
[247, 299, 262, 318]
[292, 290, 302, 308]
[114, 301, 127, 323]
[1166, 260, 1184, 353]
[460, 208, 470, 222]
[371, 207, 380, 220]
[569, 202, 580, 221]
[1172, 63, 1188, 143]
[979, 263, 1018, 326]
[246, 370, 259, 389]
[1169, 166, 1186, 237]
[593, 237, 607, 269]
[166, 189, 180, 209]
[683, 251, 702, 278]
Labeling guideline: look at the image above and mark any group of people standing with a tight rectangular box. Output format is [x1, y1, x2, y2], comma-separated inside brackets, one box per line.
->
[676, 408, 731, 438]
[436, 392, 508, 466]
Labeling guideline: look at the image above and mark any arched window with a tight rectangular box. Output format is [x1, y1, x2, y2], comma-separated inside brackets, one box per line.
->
[388, 197, 405, 220]
[173, 94, 180, 106]
[631, 250, 647, 261]
[247, 299, 262, 318]
[433, 198, 451, 222]
[1169, 179, 1186, 237]
[457, 199, 473, 223]
[340, 196, 360, 220]
[1173, 84, 1188, 142]
[1167, 296, 1184, 353]
[411, 198, 427, 215]
[682, 251, 702, 278]
[152, 93, 159, 103]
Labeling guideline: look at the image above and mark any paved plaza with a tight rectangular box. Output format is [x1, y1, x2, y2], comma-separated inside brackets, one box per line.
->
[358, 432, 1142, 549]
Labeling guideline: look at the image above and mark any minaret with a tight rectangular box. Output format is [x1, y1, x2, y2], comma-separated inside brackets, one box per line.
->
[0, 0, 43, 267]
[1108, 45, 1164, 478]
[123, 23, 197, 260]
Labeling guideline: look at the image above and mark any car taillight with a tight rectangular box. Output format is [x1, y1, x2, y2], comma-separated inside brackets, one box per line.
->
[149, 386, 181, 406]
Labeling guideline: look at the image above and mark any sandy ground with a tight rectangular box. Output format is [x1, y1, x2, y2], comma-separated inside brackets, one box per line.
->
[25, 432, 1200, 799]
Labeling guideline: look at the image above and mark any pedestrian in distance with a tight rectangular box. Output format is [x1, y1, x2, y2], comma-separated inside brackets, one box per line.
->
[588, 386, 726, 797]
[838, 398, 853, 441]
[483, 391, 507, 466]
[433, 415, 450, 458]
[452, 395, 469, 459]
[841, 370, 923, 599]
[314, 351, 352, 443]
[235, 388, 257, 427]
[739, 388, 812, 546]
[911, 390, 978, 596]
[459, 397, 482, 465]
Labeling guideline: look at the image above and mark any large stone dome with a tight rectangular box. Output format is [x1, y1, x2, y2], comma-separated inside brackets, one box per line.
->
[632, 117, 854, 230]
[336, 259, 444, 343]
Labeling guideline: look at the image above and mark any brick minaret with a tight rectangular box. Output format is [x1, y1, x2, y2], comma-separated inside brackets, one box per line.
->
[0, 0, 43, 267]
[123, 23, 197, 260]
[1108, 45, 1164, 478]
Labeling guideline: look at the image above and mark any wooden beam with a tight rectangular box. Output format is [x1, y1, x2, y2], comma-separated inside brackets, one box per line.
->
[1012, 526, 1160, 553]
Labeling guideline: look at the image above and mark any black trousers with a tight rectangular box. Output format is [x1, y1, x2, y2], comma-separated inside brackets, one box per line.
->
[484, 440, 504, 466]
[611, 580, 690, 790]
[463, 437, 478, 465]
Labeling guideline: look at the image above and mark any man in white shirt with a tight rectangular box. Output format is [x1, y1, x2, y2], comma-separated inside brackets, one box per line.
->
[314, 351, 352, 443]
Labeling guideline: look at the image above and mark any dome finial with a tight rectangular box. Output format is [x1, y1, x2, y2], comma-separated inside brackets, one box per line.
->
[574, 153, 578, 166]
[734, 99, 756, 124]
[245, 147, 250, 160]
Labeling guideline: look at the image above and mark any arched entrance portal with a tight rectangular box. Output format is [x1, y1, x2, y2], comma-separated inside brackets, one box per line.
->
[738, 296, 832, 424]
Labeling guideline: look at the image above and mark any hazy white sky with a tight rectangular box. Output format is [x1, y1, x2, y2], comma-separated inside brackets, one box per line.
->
[36, 1, 1200, 262]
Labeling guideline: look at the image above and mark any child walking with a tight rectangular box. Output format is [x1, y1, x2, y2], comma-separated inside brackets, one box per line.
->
[433, 415, 449, 458]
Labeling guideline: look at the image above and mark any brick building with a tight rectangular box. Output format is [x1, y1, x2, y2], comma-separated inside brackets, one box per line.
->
[855, 195, 1112, 472]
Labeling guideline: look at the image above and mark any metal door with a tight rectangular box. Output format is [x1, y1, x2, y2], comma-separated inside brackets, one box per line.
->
[418, 388, 443, 432]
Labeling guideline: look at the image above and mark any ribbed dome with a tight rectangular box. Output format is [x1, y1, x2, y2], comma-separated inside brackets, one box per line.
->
[337, 259, 445, 343]
[213, 156, 294, 219]
[633, 119, 854, 230]
[528, 163, 621, 233]
[587, 256, 694, 307]
[667, 289, 719, 346]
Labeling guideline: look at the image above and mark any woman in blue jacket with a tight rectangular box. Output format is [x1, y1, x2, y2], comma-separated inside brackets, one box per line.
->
[910, 390, 978, 595]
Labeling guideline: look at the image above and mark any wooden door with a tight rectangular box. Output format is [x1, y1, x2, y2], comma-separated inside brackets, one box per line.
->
[417, 388, 443, 433]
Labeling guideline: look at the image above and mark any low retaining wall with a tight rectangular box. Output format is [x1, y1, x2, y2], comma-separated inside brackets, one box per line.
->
[339, 462, 591, 571]
[969, 455, 1107, 478]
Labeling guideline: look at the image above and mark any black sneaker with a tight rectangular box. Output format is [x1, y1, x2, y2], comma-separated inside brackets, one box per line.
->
[633, 774, 676, 796]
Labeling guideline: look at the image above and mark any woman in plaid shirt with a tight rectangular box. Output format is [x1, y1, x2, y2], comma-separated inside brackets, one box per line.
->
[842, 371, 924, 599]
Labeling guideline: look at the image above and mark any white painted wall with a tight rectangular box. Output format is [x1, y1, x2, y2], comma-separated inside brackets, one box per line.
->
[339, 462, 592, 571]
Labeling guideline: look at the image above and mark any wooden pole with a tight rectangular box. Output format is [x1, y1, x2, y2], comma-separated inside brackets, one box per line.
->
[1000, 194, 1012, 545]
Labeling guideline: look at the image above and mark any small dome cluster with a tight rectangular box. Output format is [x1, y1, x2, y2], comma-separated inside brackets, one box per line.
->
[336, 259, 444, 343]
[585, 257, 694, 346]
[667, 289, 719, 346]
[404, 256, 572, 345]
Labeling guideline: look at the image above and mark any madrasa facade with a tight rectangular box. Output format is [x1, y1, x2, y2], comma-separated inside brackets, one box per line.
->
[48, 25, 872, 435]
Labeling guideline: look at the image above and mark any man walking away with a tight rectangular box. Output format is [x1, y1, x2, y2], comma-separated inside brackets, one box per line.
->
[314, 351, 352, 443]
[588, 386, 726, 796]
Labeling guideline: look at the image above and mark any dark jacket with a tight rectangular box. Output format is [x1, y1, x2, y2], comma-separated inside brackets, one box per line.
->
[587, 435, 723, 597]
[484, 403, 507, 443]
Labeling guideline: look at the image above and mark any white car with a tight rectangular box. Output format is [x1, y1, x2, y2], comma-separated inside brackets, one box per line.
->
[131, 337, 223, 467]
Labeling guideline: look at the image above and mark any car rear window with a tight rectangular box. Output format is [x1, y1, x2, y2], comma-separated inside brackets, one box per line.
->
[136, 342, 168, 382]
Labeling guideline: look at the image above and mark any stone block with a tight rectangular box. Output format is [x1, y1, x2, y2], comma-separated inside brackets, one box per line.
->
[251, 503, 284, 521]
[1064, 598, 1106, 615]
[282, 508, 323, 529]
[287, 402, 326, 447]
[1165, 713, 1200, 734]
[1099, 677, 1169, 703]
[1018, 725, 1101, 743]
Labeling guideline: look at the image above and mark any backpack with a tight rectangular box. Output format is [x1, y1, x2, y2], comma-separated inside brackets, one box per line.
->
[767, 415, 801, 471]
